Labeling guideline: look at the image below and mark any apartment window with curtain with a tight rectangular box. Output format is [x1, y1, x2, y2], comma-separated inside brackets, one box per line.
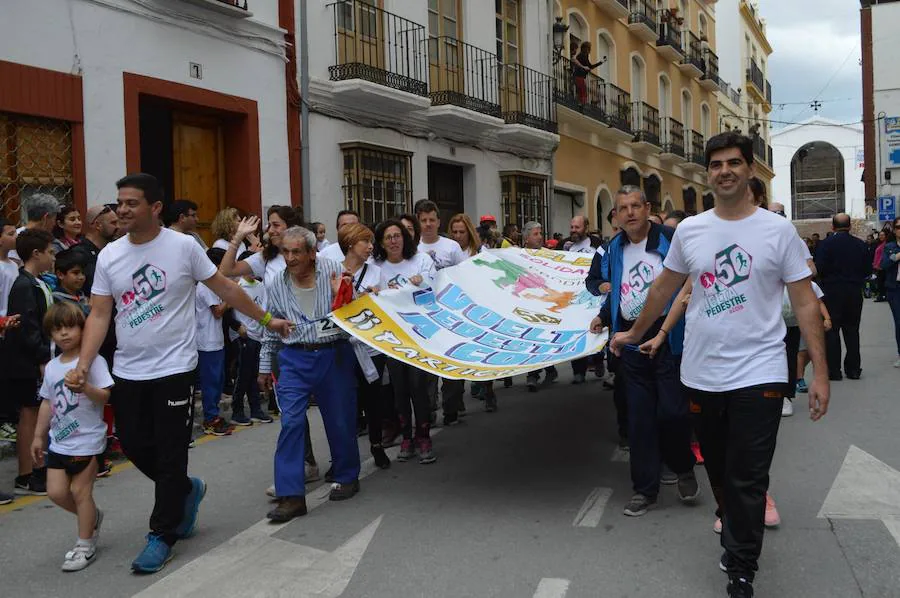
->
[495, 0, 520, 64]
[500, 172, 548, 230]
[341, 143, 412, 224]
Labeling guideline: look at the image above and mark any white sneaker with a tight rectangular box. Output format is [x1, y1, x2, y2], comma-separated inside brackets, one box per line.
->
[894, 358, 900, 368]
[62, 542, 96, 572]
[781, 398, 794, 417]
[265, 484, 276, 498]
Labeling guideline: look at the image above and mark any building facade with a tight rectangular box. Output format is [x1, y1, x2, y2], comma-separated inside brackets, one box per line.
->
[303, 0, 558, 232]
[714, 0, 774, 194]
[551, 0, 719, 239]
[1, 0, 294, 244]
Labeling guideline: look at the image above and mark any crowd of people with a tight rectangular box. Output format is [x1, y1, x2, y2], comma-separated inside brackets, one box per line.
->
[0, 131, 862, 598]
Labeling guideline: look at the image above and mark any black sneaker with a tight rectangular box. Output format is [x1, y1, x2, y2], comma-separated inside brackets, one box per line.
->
[677, 471, 701, 502]
[727, 577, 754, 597]
[328, 479, 360, 501]
[719, 551, 732, 573]
[14, 473, 47, 496]
[545, 368, 559, 384]
[0, 491, 13, 505]
[443, 413, 460, 426]
[623, 493, 656, 517]
[526, 375, 539, 392]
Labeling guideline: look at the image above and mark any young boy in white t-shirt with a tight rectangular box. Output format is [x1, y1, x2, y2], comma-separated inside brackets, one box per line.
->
[31, 301, 113, 571]
[230, 250, 272, 425]
[196, 248, 233, 436]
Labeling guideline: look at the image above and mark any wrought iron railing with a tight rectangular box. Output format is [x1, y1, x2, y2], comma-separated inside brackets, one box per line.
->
[607, 84, 632, 133]
[214, 0, 248, 9]
[767, 143, 773, 168]
[426, 36, 501, 117]
[702, 48, 719, 84]
[661, 117, 685, 157]
[632, 101, 660, 146]
[552, 56, 609, 124]
[657, 20, 682, 54]
[499, 62, 557, 133]
[746, 58, 764, 96]
[683, 31, 705, 72]
[329, 1, 427, 97]
[629, 0, 658, 31]
[752, 134, 768, 165]
[690, 130, 705, 166]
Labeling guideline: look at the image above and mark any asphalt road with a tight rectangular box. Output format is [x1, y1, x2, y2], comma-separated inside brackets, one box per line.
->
[1, 301, 899, 598]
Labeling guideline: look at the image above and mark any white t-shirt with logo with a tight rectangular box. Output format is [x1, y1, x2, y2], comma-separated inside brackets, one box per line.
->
[377, 253, 436, 290]
[39, 355, 114, 456]
[196, 284, 225, 352]
[567, 237, 605, 256]
[92, 227, 218, 380]
[235, 277, 266, 342]
[619, 238, 664, 321]
[663, 208, 811, 392]
[245, 252, 286, 288]
[418, 236, 468, 270]
[0, 259, 18, 316]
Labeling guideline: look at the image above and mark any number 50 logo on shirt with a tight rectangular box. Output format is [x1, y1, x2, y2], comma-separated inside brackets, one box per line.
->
[714, 244, 752, 288]
[132, 264, 167, 301]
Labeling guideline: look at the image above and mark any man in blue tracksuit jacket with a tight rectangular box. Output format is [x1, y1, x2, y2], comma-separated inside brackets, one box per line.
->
[587, 186, 697, 517]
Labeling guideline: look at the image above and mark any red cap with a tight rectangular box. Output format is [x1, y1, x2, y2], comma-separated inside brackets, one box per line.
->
[545, 239, 559, 249]
[480, 214, 497, 224]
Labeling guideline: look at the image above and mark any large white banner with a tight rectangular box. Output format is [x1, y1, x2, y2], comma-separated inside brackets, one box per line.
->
[331, 248, 608, 381]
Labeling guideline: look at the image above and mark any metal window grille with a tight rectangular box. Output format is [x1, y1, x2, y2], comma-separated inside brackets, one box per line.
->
[342, 146, 412, 224]
[500, 173, 548, 231]
[0, 113, 74, 221]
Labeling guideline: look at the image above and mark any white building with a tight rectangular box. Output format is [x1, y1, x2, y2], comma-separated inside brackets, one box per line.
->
[302, 0, 558, 231]
[771, 117, 865, 221]
[0, 0, 293, 242]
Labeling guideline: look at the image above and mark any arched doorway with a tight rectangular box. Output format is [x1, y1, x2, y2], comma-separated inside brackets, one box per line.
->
[596, 32, 615, 83]
[631, 55, 645, 102]
[702, 192, 714, 212]
[621, 166, 641, 187]
[567, 11, 588, 56]
[644, 174, 661, 212]
[683, 187, 697, 215]
[596, 188, 614, 239]
[791, 141, 845, 220]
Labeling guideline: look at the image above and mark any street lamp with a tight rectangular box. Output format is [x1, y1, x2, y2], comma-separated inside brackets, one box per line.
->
[552, 17, 569, 64]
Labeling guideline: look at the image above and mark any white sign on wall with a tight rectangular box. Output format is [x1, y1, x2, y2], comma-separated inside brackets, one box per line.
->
[884, 117, 900, 167]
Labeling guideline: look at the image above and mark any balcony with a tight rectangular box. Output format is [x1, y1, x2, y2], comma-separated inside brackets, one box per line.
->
[592, 0, 630, 20]
[630, 102, 661, 151]
[181, 0, 252, 18]
[607, 84, 634, 140]
[656, 21, 683, 62]
[628, 0, 658, 43]
[497, 63, 558, 145]
[328, 1, 430, 115]
[752, 135, 773, 174]
[424, 37, 504, 132]
[553, 56, 610, 126]
[685, 130, 706, 172]
[765, 79, 772, 106]
[699, 48, 719, 91]
[745, 58, 766, 106]
[659, 117, 685, 161]
[678, 32, 705, 78]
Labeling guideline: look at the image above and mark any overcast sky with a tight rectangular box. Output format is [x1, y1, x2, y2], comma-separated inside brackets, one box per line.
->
[756, 0, 862, 130]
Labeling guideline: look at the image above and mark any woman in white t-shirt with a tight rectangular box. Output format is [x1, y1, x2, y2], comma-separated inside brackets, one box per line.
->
[210, 207, 262, 253]
[448, 214, 480, 258]
[339, 223, 391, 469]
[373, 219, 437, 464]
[219, 205, 301, 287]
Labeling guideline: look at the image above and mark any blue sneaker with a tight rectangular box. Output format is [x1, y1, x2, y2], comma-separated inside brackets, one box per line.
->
[796, 379, 808, 393]
[131, 534, 173, 573]
[175, 477, 207, 539]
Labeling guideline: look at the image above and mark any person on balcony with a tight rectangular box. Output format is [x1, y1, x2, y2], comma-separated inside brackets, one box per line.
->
[573, 42, 605, 105]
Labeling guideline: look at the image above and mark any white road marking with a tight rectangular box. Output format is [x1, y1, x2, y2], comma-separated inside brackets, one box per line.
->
[610, 447, 630, 462]
[533, 577, 570, 598]
[134, 431, 441, 597]
[818, 444, 900, 550]
[572, 487, 613, 528]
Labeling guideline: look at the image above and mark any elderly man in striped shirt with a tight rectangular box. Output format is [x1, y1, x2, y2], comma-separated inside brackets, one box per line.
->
[257, 226, 360, 522]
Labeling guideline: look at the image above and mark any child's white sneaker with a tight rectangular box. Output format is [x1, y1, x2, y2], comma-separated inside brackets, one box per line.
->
[62, 541, 96, 572]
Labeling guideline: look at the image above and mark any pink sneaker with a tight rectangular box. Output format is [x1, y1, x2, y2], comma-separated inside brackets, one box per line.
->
[764, 493, 781, 527]
[713, 518, 722, 534]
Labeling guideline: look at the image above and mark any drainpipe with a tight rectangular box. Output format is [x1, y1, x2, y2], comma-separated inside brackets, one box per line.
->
[547, 0, 557, 231]
[299, 0, 311, 221]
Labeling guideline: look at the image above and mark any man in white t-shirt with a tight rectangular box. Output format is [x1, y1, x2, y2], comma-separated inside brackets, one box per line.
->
[67, 173, 292, 574]
[415, 201, 468, 423]
[564, 215, 605, 384]
[317, 210, 362, 263]
[610, 133, 829, 598]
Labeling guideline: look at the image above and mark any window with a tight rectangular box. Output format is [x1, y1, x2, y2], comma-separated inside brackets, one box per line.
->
[659, 75, 671, 118]
[630, 55, 645, 102]
[428, 0, 460, 60]
[501, 173, 548, 230]
[0, 113, 74, 220]
[495, 0, 520, 64]
[700, 103, 711, 139]
[341, 144, 412, 224]
[681, 89, 693, 131]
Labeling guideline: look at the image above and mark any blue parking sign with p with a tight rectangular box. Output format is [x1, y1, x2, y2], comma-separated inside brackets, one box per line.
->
[879, 196, 896, 221]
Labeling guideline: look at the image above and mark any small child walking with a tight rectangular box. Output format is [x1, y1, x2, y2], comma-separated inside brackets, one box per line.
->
[197, 248, 233, 435]
[31, 301, 114, 571]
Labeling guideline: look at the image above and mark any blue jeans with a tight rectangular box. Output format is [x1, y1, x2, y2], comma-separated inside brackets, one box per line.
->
[274, 343, 359, 497]
[198, 349, 225, 421]
[888, 289, 900, 355]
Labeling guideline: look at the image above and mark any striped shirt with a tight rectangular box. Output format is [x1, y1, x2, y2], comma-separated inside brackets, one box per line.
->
[259, 257, 346, 373]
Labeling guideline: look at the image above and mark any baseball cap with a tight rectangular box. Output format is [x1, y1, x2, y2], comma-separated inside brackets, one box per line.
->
[480, 214, 497, 224]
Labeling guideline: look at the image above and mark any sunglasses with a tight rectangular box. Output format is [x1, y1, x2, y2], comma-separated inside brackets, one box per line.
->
[90, 205, 114, 224]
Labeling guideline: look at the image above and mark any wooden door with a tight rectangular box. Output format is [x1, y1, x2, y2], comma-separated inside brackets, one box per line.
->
[336, 0, 384, 71]
[427, 161, 464, 227]
[172, 113, 225, 245]
[496, 0, 521, 115]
